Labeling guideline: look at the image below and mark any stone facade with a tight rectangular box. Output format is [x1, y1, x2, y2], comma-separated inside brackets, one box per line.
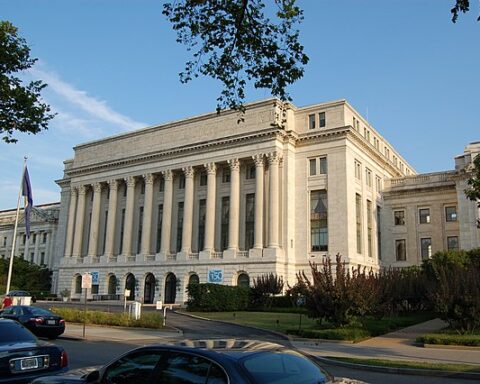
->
[39, 98, 477, 304]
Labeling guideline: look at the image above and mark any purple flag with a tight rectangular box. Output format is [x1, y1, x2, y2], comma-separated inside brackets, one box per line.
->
[22, 166, 33, 238]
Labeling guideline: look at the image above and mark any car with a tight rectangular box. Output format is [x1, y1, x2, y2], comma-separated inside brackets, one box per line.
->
[31, 339, 365, 384]
[6, 290, 37, 303]
[0, 319, 68, 384]
[0, 306, 65, 339]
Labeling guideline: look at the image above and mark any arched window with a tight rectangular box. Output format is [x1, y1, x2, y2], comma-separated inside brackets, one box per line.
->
[144, 273, 156, 304]
[108, 275, 117, 295]
[74, 275, 82, 294]
[237, 273, 250, 288]
[125, 273, 135, 300]
[188, 273, 200, 285]
[165, 273, 177, 304]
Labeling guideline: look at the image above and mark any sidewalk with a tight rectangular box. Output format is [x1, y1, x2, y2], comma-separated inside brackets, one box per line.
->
[291, 318, 480, 366]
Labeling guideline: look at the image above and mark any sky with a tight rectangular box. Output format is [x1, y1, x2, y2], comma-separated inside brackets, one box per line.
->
[1, 0, 479, 210]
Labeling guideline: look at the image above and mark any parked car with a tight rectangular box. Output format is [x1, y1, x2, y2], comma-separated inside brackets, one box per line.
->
[0, 319, 68, 384]
[31, 339, 365, 383]
[6, 290, 36, 303]
[0, 306, 65, 339]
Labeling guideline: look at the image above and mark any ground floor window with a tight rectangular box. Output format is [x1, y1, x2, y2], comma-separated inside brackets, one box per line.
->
[396, 239, 406, 261]
[311, 190, 328, 252]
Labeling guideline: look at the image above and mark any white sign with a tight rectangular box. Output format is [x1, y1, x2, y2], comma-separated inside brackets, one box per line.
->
[156, 300, 163, 310]
[81, 273, 92, 289]
[91, 271, 99, 285]
[207, 269, 224, 284]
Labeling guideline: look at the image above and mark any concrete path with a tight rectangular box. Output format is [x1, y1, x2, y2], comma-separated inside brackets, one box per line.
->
[291, 318, 480, 366]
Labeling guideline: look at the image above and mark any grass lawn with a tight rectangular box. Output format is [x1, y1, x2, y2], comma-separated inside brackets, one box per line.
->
[417, 331, 480, 347]
[185, 311, 434, 341]
[326, 356, 480, 373]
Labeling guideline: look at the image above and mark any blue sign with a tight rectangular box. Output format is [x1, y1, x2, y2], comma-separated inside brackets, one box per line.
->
[90, 271, 99, 285]
[208, 269, 224, 284]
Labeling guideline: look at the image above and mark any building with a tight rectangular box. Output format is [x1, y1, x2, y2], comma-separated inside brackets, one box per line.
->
[54, 98, 421, 303]
[0, 203, 60, 272]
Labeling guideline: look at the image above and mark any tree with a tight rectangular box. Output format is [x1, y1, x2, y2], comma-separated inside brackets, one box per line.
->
[163, 0, 308, 113]
[0, 21, 54, 143]
[451, 0, 480, 22]
[465, 154, 480, 228]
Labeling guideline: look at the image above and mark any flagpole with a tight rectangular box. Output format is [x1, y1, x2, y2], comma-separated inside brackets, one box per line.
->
[5, 157, 28, 295]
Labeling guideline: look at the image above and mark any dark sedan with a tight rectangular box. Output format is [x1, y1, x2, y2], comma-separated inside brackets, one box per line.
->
[0, 306, 65, 339]
[31, 339, 364, 384]
[0, 319, 68, 384]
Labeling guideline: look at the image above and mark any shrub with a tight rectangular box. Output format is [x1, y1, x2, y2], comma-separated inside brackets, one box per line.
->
[418, 332, 480, 347]
[187, 283, 250, 312]
[250, 273, 284, 308]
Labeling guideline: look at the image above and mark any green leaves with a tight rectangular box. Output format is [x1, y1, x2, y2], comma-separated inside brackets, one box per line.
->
[163, 0, 309, 113]
[0, 21, 54, 143]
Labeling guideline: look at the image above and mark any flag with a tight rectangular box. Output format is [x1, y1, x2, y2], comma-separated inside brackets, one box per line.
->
[22, 166, 33, 238]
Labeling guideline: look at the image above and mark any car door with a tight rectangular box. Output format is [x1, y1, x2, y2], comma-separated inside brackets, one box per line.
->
[0, 306, 18, 321]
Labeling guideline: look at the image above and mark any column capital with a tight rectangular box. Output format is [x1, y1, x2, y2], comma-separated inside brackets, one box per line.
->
[267, 152, 282, 165]
[204, 162, 217, 175]
[162, 169, 173, 181]
[92, 182, 103, 194]
[78, 185, 87, 196]
[252, 154, 265, 166]
[70, 187, 78, 197]
[143, 173, 155, 185]
[182, 166, 195, 179]
[228, 158, 240, 171]
[125, 176, 136, 188]
[108, 179, 119, 190]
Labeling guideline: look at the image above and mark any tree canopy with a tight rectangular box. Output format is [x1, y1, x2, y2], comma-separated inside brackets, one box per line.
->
[163, 0, 309, 113]
[0, 21, 54, 143]
[465, 154, 480, 228]
[451, 0, 480, 22]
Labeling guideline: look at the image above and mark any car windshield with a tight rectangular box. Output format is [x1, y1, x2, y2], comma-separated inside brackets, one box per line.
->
[0, 321, 36, 343]
[29, 307, 54, 316]
[241, 350, 329, 384]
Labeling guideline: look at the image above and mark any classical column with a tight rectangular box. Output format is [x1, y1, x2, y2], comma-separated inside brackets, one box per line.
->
[268, 152, 281, 248]
[104, 180, 118, 258]
[253, 154, 265, 249]
[160, 170, 173, 255]
[87, 182, 103, 257]
[44, 232, 51, 267]
[181, 166, 195, 254]
[141, 173, 155, 256]
[122, 176, 136, 257]
[228, 158, 240, 250]
[33, 231, 41, 264]
[72, 185, 87, 258]
[204, 163, 217, 252]
[64, 187, 78, 258]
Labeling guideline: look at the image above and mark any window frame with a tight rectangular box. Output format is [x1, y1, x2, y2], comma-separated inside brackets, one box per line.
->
[395, 239, 406, 261]
[394, 210, 405, 226]
[420, 237, 432, 260]
[419, 208, 431, 224]
[445, 206, 457, 222]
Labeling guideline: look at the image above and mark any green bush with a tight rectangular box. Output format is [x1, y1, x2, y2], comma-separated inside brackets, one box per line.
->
[418, 332, 480, 347]
[50, 307, 165, 328]
[187, 283, 250, 312]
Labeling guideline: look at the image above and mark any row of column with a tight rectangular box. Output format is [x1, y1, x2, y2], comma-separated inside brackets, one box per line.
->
[64, 152, 282, 259]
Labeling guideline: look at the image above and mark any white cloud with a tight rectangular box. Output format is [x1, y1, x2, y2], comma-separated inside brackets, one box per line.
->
[29, 67, 146, 132]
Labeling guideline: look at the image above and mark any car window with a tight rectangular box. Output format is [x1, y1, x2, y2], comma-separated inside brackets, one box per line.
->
[14, 307, 24, 316]
[29, 307, 53, 316]
[1, 307, 15, 315]
[101, 350, 165, 384]
[0, 321, 36, 343]
[241, 350, 328, 384]
[159, 352, 227, 384]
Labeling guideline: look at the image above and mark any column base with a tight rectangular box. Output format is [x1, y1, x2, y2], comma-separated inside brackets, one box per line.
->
[177, 251, 188, 261]
[199, 250, 211, 260]
[263, 247, 284, 260]
[249, 248, 263, 258]
[223, 249, 237, 259]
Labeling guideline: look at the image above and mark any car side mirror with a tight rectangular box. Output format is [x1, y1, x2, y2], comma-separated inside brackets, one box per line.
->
[85, 370, 100, 383]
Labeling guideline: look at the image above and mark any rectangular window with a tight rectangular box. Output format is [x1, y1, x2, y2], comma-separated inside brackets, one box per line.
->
[308, 114, 316, 129]
[137, 207, 143, 254]
[311, 190, 328, 252]
[447, 236, 459, 251]
[119, 208, 125, 254]
[222, 168, 231, 183]
[22, 234, 26, 245]
[245, 193, 255, 250]
[159, 177, 165, 192]
[356, 193, 362, 254]
[42, 233, 47, 243]
[40, 252, 45, 265]
[354, 160, 362, 180]
[246, 165, 256, 179]
[30, 252, 34, 262]
[102, 210, 108, 255]
[419, 208, 431, 224]
[176, 202, 184, 252]
[319, 157, 327, 174]
[394, 210, 405, 225]
[365, 168, 372, 187]
[156, 204, 163, 252]
[123, 184, 127, 197]
[199, 171, 207, 186]
[198, 199, 206, 252]
[421, 238, 432, 260]
[377, 206, 382, 260]
[178, 175, 186, 189]
[140, 182, 145, 195]
[319, 112, 326, 127]
[2, 237, 6, 247]
[221, 197, 230, 251]
[367, 200, 372, 258]
[445, 206, 457, 222]
[396, 239, 406, 261]
[309, 157, 327, 176]
[385, 147, 390, 160]
[375, 175, 382, 191]
[309, 159, 316, 176]
[33, 234, 37, 244]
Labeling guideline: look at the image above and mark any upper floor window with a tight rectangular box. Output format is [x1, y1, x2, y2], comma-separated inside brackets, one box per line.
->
[400, 163, 404, 173]
[365, 168, 372, 187]
[393, 156, 398, 167]
[159, 177, 165, 192]
[375, 175, 382, 191]
[309, 157, 327, 176]
[308, 114, 316, 129]
[421, 238, 432, 260]
[354, 160, 362, 180]
[319, 112, 326, 128]
[385, 147, 390, 160]
[199, 171, 207, 186]
[178, 175, 186, 189]
[222, 168, 231, 183]
[394, 210, 405, 225]
[445, 206, 457, 222]
[2, 237, 6, 247]
[419, 208, 431, 224]
[246, 165, 256, 180]
[42, 233, 47, 243]
[140, 182, 145, 194]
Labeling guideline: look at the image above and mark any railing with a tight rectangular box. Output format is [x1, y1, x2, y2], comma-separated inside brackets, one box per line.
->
[145, 255, 155, 261]
[167, 253, 177, 260]
[212, 252, 223, 259]
[108, 255, 117, 262]
[237, 251, 249, 258]
[76, 257, 84, 264]
[189, 253, 199, 260]
[92, 294, 121, 301]
[91, 256, 100, 263]
[127, 255, 136, 262]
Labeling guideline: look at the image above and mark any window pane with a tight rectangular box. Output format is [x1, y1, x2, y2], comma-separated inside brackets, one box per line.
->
[445, 206, 457, 222]
[419, 208, 430, 224]
[421, 238, 432, 260]
[319, 112, 326, 127]
[309, 159, 316, 176]
[319, 157, 327, 174]
[103, 351, 164, 384]
[311, 190, 328, 252]
[308, 114, 315, 129]
[447, 236, 459, 251]
[396, 239, 406, 261]
[394, 210, 405, 225]
[160, 352, 212, 384]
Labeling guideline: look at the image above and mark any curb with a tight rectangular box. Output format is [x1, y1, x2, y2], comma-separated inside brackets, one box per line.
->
[311, 355, 480, 381]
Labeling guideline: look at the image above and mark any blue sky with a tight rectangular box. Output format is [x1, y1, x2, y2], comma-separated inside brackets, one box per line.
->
[1, 0, 479, 210]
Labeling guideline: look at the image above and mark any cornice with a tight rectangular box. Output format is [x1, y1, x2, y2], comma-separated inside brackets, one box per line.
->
[383, 184, 457, 199]
[64, 127, 283, 179]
